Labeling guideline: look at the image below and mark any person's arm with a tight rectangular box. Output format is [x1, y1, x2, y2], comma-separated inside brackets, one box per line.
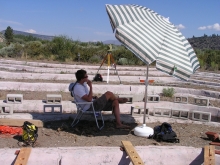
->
[81, 80, 93, 102]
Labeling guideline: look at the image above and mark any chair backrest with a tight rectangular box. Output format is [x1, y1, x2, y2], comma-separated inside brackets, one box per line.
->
[69, 82, 87, 111]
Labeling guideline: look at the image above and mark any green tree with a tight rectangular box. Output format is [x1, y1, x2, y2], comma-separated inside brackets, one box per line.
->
[4, 26, 14, 45]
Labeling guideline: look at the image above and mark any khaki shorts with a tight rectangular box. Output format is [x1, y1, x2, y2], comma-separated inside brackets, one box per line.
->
[87, 94, 113, 111]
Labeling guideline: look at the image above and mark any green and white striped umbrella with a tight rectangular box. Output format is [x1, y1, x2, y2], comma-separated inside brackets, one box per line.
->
[106, 4, 200, 81]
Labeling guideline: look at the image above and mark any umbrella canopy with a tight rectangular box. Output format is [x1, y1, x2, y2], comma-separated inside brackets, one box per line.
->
[106, 4, 200, 81]
[106, 4, 200, 137]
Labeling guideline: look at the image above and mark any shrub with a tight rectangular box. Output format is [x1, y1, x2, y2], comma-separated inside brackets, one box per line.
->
[118, 58, 128, 65]
[0, 44, 14, 57]
[211, 61, 219, 71]
[89, 55, 101, 64]
[13, 43, 24, 58]
[0, 42, 6, 49]
[25, 41, 43, 58]
[162, 87, 175, 97]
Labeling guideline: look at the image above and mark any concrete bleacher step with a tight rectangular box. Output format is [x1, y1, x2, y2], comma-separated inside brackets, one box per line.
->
[130, 106, 149, 117]
[46, 94, 62, 104]
[0, 104, 13, 114]
[171, 108, 189, 120]
[191, 111, 211, 122]
[148, 95, 160, 102]
[44, 104, 62, 113]
[174, 96, 188, 104]
[194, 97, 209, 106]
[6, 94, 23, 104]
[153, 107, 171, 117]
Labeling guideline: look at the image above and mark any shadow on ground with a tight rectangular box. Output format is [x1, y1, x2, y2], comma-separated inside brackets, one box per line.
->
[44, 118, 138, 137]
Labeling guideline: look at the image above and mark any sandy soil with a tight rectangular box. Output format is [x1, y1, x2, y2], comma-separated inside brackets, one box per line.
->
[0, 119, 219, 149]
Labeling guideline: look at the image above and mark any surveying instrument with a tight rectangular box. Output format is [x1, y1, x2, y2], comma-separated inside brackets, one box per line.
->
[96, 45, 121, 84]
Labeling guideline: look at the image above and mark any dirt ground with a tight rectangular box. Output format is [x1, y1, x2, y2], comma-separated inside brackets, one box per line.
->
[0, 119, 219, 149]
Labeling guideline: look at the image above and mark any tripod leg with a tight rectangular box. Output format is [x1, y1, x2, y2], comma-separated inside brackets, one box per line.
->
[110, 54, 122, 84]
[96, 54, 107, 75]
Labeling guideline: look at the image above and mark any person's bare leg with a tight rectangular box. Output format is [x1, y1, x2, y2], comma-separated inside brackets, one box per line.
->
[112, 100, 130, 128]
[105, 91, 117, 101]
[105, 91, 128, 103]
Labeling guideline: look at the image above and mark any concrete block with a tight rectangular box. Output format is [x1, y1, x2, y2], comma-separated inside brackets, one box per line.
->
[43, 104, 62, 113]
[0, 104, 13, 115]
[148, 95, 160, 102]
[46, 94, 62, 104]
[194, 97, 209, 106]
[118, 95, 133, 103]
[130, 106, 148, 117]
[174, 96, 188, 104]
[153, 107, 171, 117]
[191, 111, 211, 122]
[171, 108, 189, 120]
[6, 94, 23, 104]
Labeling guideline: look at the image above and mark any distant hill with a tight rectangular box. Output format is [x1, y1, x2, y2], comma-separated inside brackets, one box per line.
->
[1, 30, 219, 50]
[104, 35, 220, 50]
[1, 30, 121, 45]
[1, 30, 55, 41]
[187, 34, 220, 50]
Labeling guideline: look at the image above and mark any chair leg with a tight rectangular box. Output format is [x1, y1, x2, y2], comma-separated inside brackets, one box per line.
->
[71, 110, 84, 127]
[93, 111, 104, 130]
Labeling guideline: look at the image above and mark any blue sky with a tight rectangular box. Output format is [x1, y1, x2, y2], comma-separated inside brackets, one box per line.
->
[1, 0, 220, 42]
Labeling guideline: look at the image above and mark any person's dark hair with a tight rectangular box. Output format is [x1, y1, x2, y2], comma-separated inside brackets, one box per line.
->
[75, 69, 87, 81]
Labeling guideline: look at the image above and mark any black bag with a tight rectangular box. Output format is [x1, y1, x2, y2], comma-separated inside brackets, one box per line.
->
[151, 122, 179, 143]
[93, 74, 103, 81]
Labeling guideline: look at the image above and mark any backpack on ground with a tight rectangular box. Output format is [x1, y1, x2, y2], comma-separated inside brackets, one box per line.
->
[151, 122, 179, 143]
[22, 121, 38, 146]
[93, 74, 103, 81]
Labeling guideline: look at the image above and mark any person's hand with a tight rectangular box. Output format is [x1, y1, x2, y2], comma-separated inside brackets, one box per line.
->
[87, 79, 92, 87]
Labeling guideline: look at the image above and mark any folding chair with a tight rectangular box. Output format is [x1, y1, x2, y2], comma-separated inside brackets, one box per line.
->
[71, 100, 105, 130]
[69, 83, 105, 130]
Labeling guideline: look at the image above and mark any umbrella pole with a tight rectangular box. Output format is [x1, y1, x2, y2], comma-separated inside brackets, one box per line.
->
[143, 64, 149, 124]
[133, 64, 153, 137]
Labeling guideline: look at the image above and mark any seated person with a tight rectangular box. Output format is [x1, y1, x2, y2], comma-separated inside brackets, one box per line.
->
[73, 69, 130, 129]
